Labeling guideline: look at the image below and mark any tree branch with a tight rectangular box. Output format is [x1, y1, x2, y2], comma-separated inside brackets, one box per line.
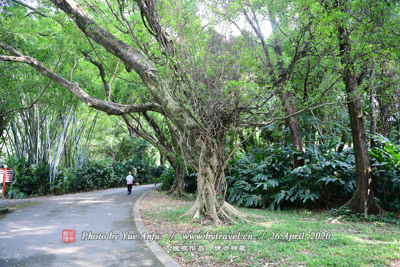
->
[48, 0, 191, 130]
[83, 53, 111, 97]
[11, 0, 47, 17]
[122, 114, 172, 157]
[0, 44, 162, 115]
[243, 8, 275, 76]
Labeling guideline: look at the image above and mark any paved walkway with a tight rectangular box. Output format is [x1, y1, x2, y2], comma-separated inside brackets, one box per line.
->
[0, 185, 164, 267]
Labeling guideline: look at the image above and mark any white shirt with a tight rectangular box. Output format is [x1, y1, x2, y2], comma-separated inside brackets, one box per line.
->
[126, 175, 134, 185]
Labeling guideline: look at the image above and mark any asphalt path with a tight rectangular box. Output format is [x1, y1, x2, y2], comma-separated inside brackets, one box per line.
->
[0, 185, 164, 267]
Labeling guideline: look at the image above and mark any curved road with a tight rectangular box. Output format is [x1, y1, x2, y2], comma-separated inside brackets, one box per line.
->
[0, 185, 164, 267]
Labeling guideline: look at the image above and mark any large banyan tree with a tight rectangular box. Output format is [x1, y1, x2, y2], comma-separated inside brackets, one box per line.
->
[0, 0, 266, 223]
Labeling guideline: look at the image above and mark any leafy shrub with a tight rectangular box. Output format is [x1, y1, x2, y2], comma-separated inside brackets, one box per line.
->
[226, 145, 356, 210]
[154, 165, 196, 193]
[69, 160, 114, 192]
[52, 168, 75, 194]
[155, 167, 175, 191]
[2, 155, 166, 197]
[134, 159, 157, 184]
[370, 136, 400, 212]
[6, 158, 51, 197]
[226, 146, 293, 209]
[7, 188, 27, 199]
[113, 159, 165, 185]
[226, 135, 400, 212]
[288, 145, 356, 208]
[151, 165, 167, 181]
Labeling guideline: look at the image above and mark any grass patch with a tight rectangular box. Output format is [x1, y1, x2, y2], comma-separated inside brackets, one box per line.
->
[141, 191, 400, 267]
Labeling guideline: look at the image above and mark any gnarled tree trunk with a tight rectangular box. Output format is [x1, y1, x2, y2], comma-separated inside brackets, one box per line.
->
[1, 0, 245, 223]
[183, 143, 245, 224]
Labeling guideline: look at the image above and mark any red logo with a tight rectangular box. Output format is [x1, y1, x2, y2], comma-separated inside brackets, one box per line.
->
[62, 229, 76, 243]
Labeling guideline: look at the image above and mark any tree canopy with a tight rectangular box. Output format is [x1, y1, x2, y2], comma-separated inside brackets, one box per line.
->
[1, 0, 400, 222]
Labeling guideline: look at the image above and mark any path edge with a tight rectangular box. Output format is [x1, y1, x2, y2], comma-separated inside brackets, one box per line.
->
[134, 189, 180, 267]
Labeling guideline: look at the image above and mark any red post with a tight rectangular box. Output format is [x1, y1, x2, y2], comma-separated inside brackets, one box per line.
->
[2, 167, 6, 199]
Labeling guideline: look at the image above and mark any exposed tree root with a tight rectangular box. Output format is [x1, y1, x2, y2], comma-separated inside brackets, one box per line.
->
[340, 190, 385, 217]
[220, 201, 248, 222]
[182, 198, 200, 218]
[181, 198, 248, 224]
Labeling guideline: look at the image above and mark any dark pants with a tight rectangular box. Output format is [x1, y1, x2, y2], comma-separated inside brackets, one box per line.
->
[127, 184, 132, 194]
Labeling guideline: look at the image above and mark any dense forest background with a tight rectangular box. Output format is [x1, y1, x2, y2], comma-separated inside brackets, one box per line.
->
[0, 0, 399, 221]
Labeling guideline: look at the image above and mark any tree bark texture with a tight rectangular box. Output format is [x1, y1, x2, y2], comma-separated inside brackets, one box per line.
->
[338, 25, 383, 215]
[183, 143, 246, 223]
[282, 91, 304, 167]
[167, 159, 186, 197]
[1, 0, 246, 222]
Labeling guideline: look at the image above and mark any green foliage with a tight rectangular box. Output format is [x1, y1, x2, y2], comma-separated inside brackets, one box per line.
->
[68, 160, 115, 192]
[370, 136, 400, 169]
[113, 159, 164, 185]
[53, 167, 75, 194]
[155, 167, 175, 191]
[154, 165, 197, 193]
[6, 158, 50, 197]
[3, 155, 166, 197]
[370, 136, 400, 212]
[6, 188, 27, 199]
[134, 159, 160, 184]
[227, 136, 400, 212]
[226, 145, 356, 210]
[226, 146, 292, 209]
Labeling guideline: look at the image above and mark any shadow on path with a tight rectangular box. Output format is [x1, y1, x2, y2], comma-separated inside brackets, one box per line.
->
[0, 185, 164, 267]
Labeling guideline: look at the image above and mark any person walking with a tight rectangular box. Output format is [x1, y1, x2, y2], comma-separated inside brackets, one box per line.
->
[126, 172, 134, 195]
